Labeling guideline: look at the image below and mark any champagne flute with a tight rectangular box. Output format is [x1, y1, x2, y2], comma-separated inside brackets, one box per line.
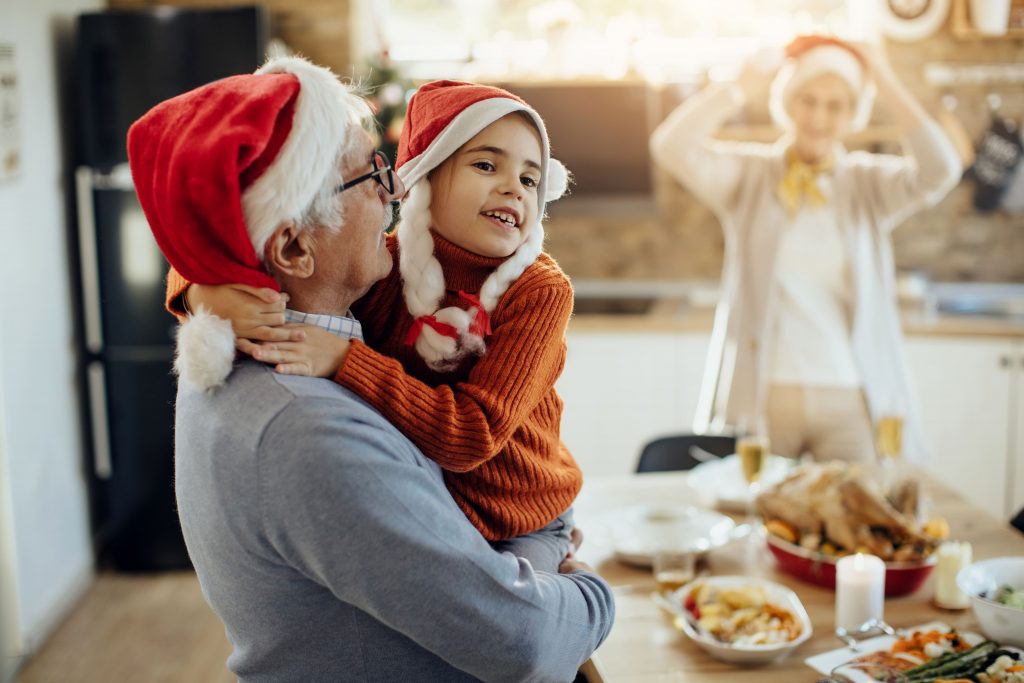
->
[875, 414, 904, 495]
[734, 415, 770, 560]
[737, 434, 769, 487]
[876, 415, 904, 460]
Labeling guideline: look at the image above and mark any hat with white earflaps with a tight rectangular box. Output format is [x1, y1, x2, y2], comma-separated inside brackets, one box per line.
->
[394, 80, 570, 372]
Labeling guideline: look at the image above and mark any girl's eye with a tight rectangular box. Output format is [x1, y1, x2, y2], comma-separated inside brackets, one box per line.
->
[521, 176, 538, 188]
[473, 161, 495, 172]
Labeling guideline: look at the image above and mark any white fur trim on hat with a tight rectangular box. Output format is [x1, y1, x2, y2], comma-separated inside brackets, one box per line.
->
[769, 45, 876, 132]
[243, 56, 372, 255]
[398, 97, 568, 217]
[174, 307, 236, 392]
[174, 57, 370, 392]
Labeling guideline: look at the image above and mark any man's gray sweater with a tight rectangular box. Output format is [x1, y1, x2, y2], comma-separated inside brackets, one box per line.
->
[175, 361, 615, 682]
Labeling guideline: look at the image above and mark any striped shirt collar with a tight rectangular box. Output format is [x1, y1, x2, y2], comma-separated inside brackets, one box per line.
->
[284, 309, 364, 342]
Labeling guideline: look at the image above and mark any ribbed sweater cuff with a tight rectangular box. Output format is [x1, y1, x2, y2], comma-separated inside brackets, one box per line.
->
[165, 268, 191, 322]
[337, 341, 398, 391]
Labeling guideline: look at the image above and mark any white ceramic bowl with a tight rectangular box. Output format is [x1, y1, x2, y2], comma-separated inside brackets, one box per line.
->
[957, 556, 1024, 647]
[665, 576, 813, 664]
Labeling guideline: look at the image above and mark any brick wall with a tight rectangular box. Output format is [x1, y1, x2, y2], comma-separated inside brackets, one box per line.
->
[545, 17, 1024, 283]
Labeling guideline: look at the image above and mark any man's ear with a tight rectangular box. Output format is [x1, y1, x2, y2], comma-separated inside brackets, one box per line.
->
[264, 222, 316, 279]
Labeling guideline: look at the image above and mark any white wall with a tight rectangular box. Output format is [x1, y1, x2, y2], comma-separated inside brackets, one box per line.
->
[0, 1, 102, 679]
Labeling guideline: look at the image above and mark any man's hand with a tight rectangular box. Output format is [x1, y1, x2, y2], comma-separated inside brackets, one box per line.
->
[559, 527, 593, 573]
[567, 527, 584, 558]
[558, 557, 596, 574]
[250, 324, 352, 378]
[187, 283, 304, 352]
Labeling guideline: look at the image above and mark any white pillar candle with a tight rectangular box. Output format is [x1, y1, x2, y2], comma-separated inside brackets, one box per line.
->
[934, 541, 972, 610]
[835, 554, 886, 632]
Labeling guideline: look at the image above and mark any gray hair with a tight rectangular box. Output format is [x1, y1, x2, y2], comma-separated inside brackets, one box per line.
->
[296, 88, 379, 237]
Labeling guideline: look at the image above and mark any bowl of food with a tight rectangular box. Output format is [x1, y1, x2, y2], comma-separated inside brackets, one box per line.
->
[665, 576, 812, 664]
[957, 556, 1024, 647]
[765, 533, 937, 597]
[758, 462, 942, 597]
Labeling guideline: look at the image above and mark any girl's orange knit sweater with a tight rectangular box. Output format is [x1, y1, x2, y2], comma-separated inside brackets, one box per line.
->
[165, 232, 582, 541]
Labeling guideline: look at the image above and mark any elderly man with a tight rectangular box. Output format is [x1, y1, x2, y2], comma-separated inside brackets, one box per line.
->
[127, 57, 614, 682]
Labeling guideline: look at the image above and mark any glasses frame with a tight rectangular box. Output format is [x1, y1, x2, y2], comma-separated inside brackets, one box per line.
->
[335, 149, 395, 195]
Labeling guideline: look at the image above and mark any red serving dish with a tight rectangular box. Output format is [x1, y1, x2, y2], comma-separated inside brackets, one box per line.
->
[765, 534, 937, 597]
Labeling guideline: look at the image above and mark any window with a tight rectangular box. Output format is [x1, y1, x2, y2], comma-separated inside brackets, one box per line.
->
[359, 0, 858, 82]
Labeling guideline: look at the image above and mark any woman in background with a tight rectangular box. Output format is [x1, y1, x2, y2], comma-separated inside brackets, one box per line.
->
[650, 37, 961, 463]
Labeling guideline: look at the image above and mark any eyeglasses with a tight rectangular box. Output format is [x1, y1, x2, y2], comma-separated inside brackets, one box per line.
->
[335, 150, 395, 195]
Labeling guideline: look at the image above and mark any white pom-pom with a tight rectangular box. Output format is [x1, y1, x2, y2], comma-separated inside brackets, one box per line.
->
[174, 307, 236, 392]
[461, 328, 487, 356]
[545, 158, 569, 202]
[417, 306, 473, 371]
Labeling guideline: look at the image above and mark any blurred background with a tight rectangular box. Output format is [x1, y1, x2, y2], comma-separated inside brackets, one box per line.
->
[1, 0, 1022, 680]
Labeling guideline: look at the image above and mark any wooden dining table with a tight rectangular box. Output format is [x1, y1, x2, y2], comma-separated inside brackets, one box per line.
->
[571, 469, 1024, 683]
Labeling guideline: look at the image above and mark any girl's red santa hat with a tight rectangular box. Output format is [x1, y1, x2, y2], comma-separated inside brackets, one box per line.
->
[394, 80, 570, 371]
[127, 56, 371, 391]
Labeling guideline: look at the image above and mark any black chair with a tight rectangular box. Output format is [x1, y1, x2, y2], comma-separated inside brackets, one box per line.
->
[1012, 506, 1024, 536]
[635, 434, 737, 473]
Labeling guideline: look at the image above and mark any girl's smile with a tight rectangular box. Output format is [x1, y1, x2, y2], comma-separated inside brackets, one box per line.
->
[428, 113, 543, 259]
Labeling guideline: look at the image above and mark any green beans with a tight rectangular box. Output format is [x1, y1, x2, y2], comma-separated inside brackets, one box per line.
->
[901, 640, 1010, 682]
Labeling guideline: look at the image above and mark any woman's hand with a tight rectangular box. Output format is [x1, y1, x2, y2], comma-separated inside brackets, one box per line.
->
[849, 41, 904, 93]
[250, 324, 351, 378]
[850, 41, 927, 127]
[186, 283, 304, 353]
[735, 58, 774, 105]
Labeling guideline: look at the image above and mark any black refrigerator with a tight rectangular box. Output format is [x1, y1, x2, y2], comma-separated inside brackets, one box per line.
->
[73, 6, 267, 570]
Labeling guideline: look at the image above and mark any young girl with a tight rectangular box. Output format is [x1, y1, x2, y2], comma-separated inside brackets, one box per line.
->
[167, 80, 581, 570]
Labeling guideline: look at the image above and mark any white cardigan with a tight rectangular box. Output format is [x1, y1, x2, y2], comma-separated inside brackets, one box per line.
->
[650, 85, 962, 462]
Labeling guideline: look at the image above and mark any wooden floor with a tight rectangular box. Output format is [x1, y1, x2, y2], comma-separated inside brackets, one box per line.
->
[16, 572, 232, 683]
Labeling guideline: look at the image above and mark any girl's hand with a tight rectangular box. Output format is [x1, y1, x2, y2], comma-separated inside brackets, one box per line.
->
[186, 283, 304, 352]
[250, 324, 351, 378]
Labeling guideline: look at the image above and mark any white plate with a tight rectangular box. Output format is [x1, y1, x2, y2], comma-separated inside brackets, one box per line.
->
[879, 0, 951, 42]
[687, 454, 794, 512]
[601, 504, 740, 567]
[662, 576, 813, 665]
[804, 621, 1005, 681]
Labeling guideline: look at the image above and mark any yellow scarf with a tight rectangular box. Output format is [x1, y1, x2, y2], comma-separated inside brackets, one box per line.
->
[777, 148, 834, 216]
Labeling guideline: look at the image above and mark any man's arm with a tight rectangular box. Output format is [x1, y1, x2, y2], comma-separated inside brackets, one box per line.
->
[259, 395, 615, 683]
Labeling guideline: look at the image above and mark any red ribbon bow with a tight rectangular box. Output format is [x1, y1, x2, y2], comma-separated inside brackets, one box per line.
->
[458, 291, 492, 337]
[404, 315, 459, 347]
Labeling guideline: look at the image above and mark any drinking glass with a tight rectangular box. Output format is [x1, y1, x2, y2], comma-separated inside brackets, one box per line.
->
[652, 548, 696, 594]
[874, 414, 904, 494]
[875, 415, 904, 460]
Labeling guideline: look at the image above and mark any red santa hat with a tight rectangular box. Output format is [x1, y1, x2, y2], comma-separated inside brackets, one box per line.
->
[769, 35, 876, 132]
[394, 80, 569, 371]
[128, 56, 372, 391]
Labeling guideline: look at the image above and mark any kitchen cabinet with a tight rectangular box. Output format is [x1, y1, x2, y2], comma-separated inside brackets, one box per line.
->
[560, 324, 1024, 521]
[1012, 343, 1024, 520]
[904, 337, 1019, 521]
[557, 330, 708, 477]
